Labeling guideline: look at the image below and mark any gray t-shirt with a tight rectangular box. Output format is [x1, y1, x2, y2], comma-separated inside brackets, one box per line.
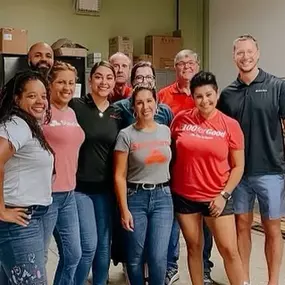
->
[0, 116, 54, 207]
[115, 123, 171, 184]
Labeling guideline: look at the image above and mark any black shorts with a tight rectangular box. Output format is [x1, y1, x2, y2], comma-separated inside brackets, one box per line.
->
[172, 193, 234, 216]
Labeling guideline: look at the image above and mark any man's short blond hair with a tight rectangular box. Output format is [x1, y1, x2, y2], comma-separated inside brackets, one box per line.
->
[233, 34, 259, 52]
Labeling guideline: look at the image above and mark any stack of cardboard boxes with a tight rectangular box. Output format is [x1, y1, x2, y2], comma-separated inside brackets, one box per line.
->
[0, 27, 183, 71]
[108, 36, 133, 62]
[87, 52, 102, 68]
[110, 34, 182, 70]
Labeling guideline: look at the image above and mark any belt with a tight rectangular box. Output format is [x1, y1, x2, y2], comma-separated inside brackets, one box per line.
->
[6, 205, 47, 215]
[127, 181, 169, 190]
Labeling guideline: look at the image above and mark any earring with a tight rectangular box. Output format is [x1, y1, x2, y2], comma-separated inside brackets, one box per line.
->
[133, 111, 138, 119]
[154, 103, 159, 115]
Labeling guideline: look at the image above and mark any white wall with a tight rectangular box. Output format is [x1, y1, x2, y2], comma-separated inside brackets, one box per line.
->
[209, 0, 285, 89]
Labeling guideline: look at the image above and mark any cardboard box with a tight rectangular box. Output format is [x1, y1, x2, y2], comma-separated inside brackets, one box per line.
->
[54, 47, 87, 57]
[109, 36, 133, 56]
[134, 54, 153, 64]
[87, 52, 102, 68]
[124, 52, 133, 63]
[51, 38, 88, 57]
[133, 54, 153, 65]
[0, 27, 28, 54]
[145, 35, 182, 69]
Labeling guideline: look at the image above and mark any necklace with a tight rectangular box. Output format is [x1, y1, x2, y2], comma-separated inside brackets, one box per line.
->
[99, 112, 103, 118]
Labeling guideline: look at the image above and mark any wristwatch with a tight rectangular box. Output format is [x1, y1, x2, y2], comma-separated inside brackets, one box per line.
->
[220, 191, 232, 200]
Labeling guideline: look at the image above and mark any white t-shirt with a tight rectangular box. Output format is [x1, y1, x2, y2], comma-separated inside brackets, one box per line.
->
[0, 116, 54, 207]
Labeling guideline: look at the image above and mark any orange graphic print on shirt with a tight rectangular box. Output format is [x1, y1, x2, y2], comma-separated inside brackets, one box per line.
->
[144, 149, 168, 164]
[114, 124, 172, 183]
[130, 140, 169, 165]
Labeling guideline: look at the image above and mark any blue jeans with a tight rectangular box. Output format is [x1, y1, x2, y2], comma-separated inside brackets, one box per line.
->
[0, 263, 8, 284]
[167, 217, 180, 270]
[125, 185, 173, 285]
[0, 205, 48, 285]
[43, 191, 81, 285]
[74, 191, 113, 285]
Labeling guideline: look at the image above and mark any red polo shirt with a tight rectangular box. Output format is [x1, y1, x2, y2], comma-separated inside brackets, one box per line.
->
[109, 85, 132, 103]
[158, 83, 195, 115]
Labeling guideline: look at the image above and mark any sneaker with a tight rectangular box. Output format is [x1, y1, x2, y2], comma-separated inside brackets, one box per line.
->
[203, 272, 218, 285]
[165, 268, 179, 285]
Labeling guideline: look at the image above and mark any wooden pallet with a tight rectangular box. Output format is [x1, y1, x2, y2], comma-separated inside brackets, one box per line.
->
[252, 214, 285, 239]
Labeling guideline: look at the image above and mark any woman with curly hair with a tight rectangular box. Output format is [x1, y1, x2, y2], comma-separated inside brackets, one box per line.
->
[0, 70, 54, 285]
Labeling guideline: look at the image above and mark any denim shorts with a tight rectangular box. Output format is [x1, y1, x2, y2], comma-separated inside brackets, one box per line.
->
[172, 193, 234, 216]
[232, 174, 285, 219]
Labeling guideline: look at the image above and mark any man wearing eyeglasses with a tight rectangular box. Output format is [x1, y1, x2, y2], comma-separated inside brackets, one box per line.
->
[218, 34, 285, 285]
[158, 49, 199, 115]
[109, 52, 132, 103]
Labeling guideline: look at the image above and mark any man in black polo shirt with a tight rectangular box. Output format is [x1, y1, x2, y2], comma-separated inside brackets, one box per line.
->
[218, 34, 285, 285]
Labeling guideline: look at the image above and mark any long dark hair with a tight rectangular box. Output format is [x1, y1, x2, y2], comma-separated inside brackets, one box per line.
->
[0, 70, 53, 153]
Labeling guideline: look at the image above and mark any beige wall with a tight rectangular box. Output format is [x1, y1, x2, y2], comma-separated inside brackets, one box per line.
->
[0, 0, 205, 61]
[209, 0, 285, 89]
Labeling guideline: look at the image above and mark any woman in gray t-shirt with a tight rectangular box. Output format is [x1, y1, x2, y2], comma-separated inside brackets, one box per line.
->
[0, 70, 54, 285]
[114, 85, 173, 285]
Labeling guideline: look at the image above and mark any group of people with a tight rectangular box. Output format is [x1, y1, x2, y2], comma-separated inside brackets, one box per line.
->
[0, 33, 284, 285]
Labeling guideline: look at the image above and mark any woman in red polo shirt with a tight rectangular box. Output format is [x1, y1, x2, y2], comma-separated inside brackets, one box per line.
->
[171, 71, 245, 285]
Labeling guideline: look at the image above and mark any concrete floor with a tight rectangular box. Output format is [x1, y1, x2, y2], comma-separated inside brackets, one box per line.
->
[47, 230, 285, 285]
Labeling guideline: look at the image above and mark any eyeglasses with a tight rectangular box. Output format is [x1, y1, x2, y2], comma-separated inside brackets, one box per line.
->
[176, 61, 197, 68]
[135, 75, 155, 83]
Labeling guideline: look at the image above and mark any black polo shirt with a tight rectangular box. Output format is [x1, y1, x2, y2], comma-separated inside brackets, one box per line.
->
[69, 94, 122, 194]
[217, 69, 285, 176]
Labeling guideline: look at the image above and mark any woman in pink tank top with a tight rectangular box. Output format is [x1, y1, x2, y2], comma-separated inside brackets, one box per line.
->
[42, 61, 85, 285]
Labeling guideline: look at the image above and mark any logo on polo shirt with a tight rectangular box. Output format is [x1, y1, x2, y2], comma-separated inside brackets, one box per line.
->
[255, 89, 267, 92]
